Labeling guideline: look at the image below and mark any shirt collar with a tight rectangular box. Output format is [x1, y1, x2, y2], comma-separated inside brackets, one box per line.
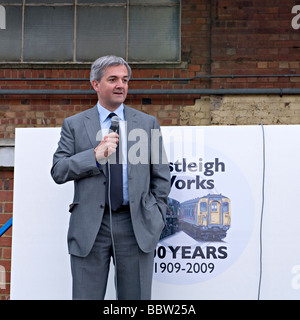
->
[97, 102, 125, 123]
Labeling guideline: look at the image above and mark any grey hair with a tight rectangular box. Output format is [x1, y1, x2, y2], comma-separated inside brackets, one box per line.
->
[90, 55, 132, 85]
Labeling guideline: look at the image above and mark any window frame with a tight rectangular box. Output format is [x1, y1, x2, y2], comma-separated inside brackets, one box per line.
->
[0, 1, 181, 66]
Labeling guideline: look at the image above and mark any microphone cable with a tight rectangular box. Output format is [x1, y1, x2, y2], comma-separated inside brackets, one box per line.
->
[107, 115, 121, 300]
[257, 123, 266, 300]
[107, 159, 119, 300]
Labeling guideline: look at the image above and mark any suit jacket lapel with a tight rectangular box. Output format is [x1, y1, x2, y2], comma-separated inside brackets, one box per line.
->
[124, 106, 138, 178]
[83, 105, 107, 176]
[84, 105, 101, 148]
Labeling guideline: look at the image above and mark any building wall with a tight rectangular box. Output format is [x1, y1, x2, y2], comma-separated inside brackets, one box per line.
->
[0, 169, 13, 300]
[1, 0, 300, 299]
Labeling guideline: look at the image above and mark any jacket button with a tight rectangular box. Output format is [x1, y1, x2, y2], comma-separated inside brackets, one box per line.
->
[100, 204, 104, 209]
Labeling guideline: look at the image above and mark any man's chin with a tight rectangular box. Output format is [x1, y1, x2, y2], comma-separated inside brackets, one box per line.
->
[112, 96, 126, 105]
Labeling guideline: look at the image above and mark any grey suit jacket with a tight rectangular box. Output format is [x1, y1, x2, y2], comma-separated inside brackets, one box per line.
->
[51, 105, 170, 257]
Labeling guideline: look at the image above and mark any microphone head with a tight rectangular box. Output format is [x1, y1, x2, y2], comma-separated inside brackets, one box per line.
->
[110, 115, 120, 133]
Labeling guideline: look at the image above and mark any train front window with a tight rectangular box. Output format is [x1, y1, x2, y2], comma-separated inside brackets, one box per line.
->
[223, 202, 229, 213]
[211, 203, 218, 211]
[200, 203, 207, 212]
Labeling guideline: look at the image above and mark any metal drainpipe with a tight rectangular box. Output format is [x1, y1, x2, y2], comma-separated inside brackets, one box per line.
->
[1, 74, 300, 82]
[1, 74, 300, 95]
[1, 88, 300, 95]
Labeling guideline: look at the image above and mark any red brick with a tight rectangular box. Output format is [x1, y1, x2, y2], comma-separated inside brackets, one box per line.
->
[0, 237, 12, 248]
[0, 172, 14, 180]
[0, 192, 13, 202]
[2, 248, 11, 260]
[3, 203, 13, 214]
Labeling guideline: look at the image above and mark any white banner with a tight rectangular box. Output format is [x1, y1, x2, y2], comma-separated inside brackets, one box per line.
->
[10, 125, 300, 300]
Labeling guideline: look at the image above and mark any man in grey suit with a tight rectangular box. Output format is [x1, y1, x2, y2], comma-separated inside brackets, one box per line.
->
[51, 55, 170, 300]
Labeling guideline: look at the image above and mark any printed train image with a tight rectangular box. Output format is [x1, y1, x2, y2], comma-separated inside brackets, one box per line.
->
[160, 194, 231, 241]
[160, 197, 181, 239]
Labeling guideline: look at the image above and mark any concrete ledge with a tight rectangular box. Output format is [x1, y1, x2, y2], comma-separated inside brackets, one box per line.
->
[0, 139, 15, 167]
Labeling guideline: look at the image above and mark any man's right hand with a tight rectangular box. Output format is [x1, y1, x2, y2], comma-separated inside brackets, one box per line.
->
[94, 132, 119, 162]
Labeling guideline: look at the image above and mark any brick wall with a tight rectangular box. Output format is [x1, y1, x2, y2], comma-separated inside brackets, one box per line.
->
[1, 1, 300, 137]
[211, 0, 300, 88]
[1, 0, 300, 299]
[0, 169, 13, 300]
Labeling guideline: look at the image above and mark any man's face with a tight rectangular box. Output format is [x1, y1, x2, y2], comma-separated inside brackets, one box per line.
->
[92, 64, 129, 111]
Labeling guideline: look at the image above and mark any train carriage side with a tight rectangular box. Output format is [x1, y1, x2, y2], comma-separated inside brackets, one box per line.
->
[179, 198, 201, 239]
[180, 194, 231, 241]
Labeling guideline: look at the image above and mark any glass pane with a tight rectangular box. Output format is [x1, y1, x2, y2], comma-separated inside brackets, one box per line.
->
[78, 0, 125, 3]
[211, 203, 218, 211]
[76, 6, 126, 62]
[23, 6, 74, 62]
[0, 6, 22, 62]
[223, 202, 229, 213]
[1, 1, 22, 3]
[26, 0, 74, 3]
[129, 6, 179, 62]
[130, 0, 179, 4]
[200, 203, 207, 212]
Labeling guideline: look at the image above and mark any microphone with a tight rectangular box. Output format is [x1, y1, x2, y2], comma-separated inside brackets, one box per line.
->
[107, 114, 121, 297]
[110, 115, 120, 133]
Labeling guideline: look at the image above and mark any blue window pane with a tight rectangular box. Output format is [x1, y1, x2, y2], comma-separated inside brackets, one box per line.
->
[129, 6, 180, 62]
[23, 6, 74, 62]
[200, 203, 207, 212]
[76, 6, 126, 61]
[0, 6, 22, 61]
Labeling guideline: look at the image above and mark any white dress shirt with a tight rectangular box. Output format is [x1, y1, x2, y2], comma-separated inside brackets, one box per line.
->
[97, 101, 129, 205]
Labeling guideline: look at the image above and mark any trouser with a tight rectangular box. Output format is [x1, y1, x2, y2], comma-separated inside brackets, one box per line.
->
[70, 208, 154, 300]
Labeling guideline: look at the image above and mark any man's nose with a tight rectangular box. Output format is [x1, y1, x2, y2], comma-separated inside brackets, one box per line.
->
[115, 79, 124, 87]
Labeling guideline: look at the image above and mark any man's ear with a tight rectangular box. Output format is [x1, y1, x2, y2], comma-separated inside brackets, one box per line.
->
[92, 80, 100, 92]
